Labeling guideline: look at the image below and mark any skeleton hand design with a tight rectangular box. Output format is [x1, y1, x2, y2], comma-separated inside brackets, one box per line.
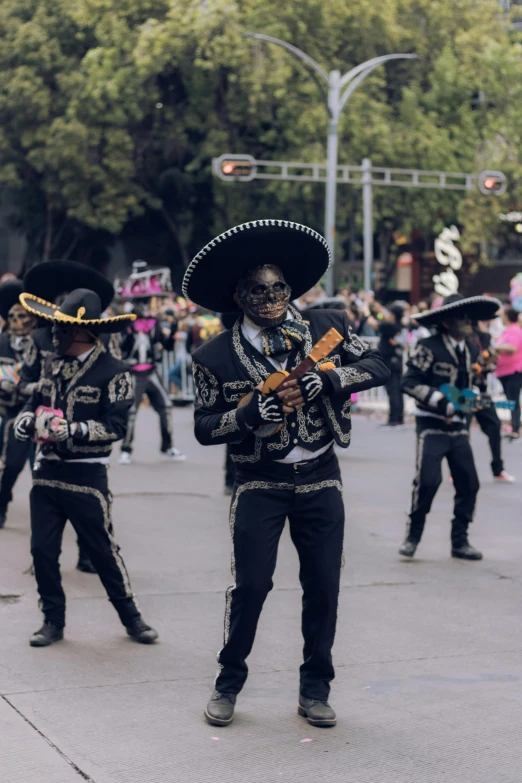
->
[258, 393, 285, 423]
[50, 418, 70, 441]
[14, 411, 35, 441]
[298, 371, 324, 403]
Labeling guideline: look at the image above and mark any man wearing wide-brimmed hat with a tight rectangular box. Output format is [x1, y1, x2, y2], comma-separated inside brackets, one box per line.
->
[400, 292, 502, 561]
[14, 288, 159, 648]
[20, 260, 120, 573]
[0, 280, 37, 527]
[184, 220, 390, 728]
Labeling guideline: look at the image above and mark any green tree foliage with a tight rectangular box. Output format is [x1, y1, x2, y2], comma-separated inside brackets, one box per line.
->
[0, 0, 519, 274]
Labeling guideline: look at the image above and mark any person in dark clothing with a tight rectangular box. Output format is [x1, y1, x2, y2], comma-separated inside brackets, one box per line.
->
[399, 293, 501, 561]
[15, 288, 159, 648]
[0, 280, 37, 527]
[469, 324, 514, 483]
[378, 306, 406, 428]
[20, 260, 119, 574]
[183, 220, 389, 728]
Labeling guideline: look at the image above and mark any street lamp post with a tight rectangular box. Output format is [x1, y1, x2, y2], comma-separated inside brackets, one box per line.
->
[247, 33, 417, 294]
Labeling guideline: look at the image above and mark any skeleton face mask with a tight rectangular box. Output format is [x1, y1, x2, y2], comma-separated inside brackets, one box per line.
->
[7, 304, 35, 336]
[236, 265, 291, 328]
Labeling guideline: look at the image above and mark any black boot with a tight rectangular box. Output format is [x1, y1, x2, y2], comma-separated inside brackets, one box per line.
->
[77, 554, 97, 573]
[451, 541, 483, 560]
[125, 617, 159, 644]
[298, 695, 337, 727]
[0, 506, 7, 529]
[204, 690, 236, 726]
[30, 621, 64, 647]
[398, 540, 417, 558]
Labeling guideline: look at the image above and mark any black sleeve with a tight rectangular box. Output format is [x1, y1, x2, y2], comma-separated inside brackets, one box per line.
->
[401, 341, 443, 410]
[72, 371, 134, 443]
[323, 313, 390, 396]
[192, 359, 255, 446]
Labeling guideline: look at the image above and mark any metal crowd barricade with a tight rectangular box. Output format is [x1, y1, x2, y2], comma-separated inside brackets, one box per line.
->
[160, 339, 195, 404]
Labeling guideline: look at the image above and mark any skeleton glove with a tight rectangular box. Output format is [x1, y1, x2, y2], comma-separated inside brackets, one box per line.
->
[297, 371, 327, 403]
[14, 411, 35, 441]
[243, 389, 285, 428]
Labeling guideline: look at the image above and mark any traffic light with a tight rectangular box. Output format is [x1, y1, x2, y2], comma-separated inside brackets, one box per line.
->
[478, 170, 507, 196]
[213, 154, 256, 182]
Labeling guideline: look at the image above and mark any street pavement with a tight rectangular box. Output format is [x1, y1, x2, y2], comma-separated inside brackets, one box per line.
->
[1, 406, 522, 783]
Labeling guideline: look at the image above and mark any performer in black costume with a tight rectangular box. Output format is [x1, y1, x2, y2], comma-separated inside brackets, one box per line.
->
[399, 293, 501, 560]
[0, 281, 37, 527]
[469, 323, 514, 483]
[183, 220, 389, 728]
[20, 260, 118, 573]
[14, 288, 159, 648]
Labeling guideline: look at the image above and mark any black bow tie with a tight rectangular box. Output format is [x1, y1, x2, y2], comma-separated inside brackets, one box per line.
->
[261, 321, 308, 360]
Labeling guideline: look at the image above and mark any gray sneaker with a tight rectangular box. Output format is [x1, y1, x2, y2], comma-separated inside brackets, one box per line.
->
[298, 695, 336, 727]
[204, 690, 236, 726]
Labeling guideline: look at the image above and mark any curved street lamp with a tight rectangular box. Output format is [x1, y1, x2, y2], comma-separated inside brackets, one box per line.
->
[247, 33, 418, 292]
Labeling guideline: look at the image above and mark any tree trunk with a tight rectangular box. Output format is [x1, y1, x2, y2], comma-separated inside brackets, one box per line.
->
[42, 203, 53, 262]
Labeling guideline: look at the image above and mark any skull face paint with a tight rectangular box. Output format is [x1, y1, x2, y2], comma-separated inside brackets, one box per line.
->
[52, 324, 76, 355]
[236, 265, 291, 328]
[7, 304, 36, 336]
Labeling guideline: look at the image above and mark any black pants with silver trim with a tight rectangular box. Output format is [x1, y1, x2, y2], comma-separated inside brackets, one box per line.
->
[30, 461, 140, 628]
[473, 405, 503, 477]
[216, 447, 344, 700]
[121, 369, 173, 454]
[406, 418, 480, 546]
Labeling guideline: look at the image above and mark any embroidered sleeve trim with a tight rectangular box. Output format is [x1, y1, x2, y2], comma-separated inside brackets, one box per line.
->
[192, 361, 220, 407]
[108, 372, 134, 403]
[211, 410, 240, 438]
[87, 420, 119, 441]
[334, 366, 373, 389]
[410, 345, 434, 373]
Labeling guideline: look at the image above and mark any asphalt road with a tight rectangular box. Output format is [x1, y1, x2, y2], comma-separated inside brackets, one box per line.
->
[1, 406, 521, 783]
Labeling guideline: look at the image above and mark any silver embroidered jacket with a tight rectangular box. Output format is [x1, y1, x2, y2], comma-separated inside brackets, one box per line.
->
[0, 332, 33, 417]
[401, 333, 479, 420]
[192, 309, 389, 464]
[19, 341, 134, 461]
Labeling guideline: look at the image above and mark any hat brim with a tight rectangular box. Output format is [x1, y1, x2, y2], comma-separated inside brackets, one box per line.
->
[0, 281, 24, 320]
[20, 293, 135, 333]
[182, 220, 331, 312]
[24, 261, 115, 311]
[414, 296, 501, 326]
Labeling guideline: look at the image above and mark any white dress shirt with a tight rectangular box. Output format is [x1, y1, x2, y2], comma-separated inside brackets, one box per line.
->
[241, 315, 333, 463]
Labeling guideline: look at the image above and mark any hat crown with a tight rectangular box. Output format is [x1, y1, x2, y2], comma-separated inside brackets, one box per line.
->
[59, 289, 102, 321]
[442, 293, 464, 307]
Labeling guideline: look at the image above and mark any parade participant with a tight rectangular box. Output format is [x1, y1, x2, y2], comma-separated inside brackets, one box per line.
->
[495, 306, 522, 441]
[0, 280, 37, 527]
[116, 262, 185, 464]
[14, 288, 159, 648]
[399, 293, 501, 561]
[20, 260, 118, 573]
[183, 220, 389, 728]
[470, 322, 514, 482]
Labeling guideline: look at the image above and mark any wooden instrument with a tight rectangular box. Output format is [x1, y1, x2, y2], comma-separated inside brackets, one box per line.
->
[238, 327, 343, 437]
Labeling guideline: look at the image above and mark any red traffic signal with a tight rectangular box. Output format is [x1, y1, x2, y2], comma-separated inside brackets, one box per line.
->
[213, 154, 256, 182]
[478, 170, 507, 195]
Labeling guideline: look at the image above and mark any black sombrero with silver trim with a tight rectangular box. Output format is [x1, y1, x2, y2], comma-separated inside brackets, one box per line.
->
[24, 261, 114, 312]
[414, 293, 501, 326]
[19, 289, 136, 334]
[0, 280, 24, 320]
[182, 220, 331, 312]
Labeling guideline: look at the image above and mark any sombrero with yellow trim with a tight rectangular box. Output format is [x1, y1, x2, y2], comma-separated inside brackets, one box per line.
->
[19, 289, 136, 333]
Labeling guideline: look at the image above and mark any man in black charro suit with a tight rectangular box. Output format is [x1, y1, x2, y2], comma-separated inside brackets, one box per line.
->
[183, 220, 389, 728]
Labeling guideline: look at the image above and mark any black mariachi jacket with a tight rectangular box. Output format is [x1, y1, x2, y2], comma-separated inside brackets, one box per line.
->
[19, 326, 121, 399]
[0, 333, 33, 417]
[21, 340, 134, 461]
[402, 331, 479, 418]
[192, 308, 389, 465]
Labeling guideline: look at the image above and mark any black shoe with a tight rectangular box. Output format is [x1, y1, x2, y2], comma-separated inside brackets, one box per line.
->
[76, 555, 97, 574]
[30, 622, 64, 647]
[125, 617, 159, 644]
[451, 543, 483, 560]
[0, 507, 6, 529]
[298, 695, 337, 727]
[399, 540, 417, 558]
[204, 690, 236, 726]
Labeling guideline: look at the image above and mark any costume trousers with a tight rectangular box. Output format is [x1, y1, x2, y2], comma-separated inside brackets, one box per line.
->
[406, 419, 480, 546]
[474, 406, 503, 476]
[500, 372, 522, 434]
[224, 445, 235, 489]
[0, 417, 33, 509]
[216, 448, 344, 700]
[121, 369, 173, 454]
[385, 370, 404, 425]
[30, 461, 140, 628]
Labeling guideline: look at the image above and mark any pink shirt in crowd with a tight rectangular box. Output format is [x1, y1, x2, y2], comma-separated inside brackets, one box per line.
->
[495, 323, 522, 378]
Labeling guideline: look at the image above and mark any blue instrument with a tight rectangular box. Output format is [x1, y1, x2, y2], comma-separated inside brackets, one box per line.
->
[440, 384, 515, 414]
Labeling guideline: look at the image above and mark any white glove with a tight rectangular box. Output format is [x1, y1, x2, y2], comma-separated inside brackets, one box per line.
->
[50, 418, 70, 441]
[14, 411, 35, 441]
[35, 409, 57, 442]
